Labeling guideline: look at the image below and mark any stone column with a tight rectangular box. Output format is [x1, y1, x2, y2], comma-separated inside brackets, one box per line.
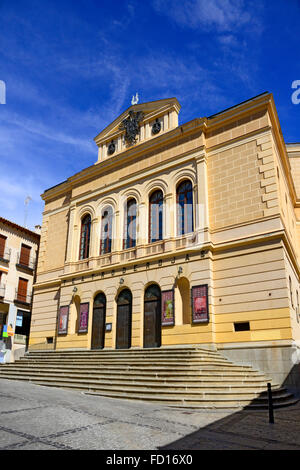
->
[90, 217, 99, 258]
[65, 205, 76, 263]
[164, 193, 175, 240]
[195, 153, 209, 244]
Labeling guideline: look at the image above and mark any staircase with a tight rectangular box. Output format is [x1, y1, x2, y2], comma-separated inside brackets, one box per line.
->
[0, 346, 297, 409]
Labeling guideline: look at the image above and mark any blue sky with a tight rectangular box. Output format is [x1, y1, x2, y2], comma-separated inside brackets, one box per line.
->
[0, 0, 299, 231]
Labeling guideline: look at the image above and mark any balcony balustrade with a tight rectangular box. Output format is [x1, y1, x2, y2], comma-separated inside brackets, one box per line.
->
[14, 289, 32, 305]
[63, 231, 205, 277]
[16, 252, 36, 271]
[0, 248, 11, 263]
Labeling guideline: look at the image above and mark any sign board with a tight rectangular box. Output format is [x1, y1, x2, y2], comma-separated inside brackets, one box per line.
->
[78, 302, 89, 333]
[16, 314, 23, 327]
[161, 290, 175, 326]
[58, 305, 69, 335]
[191, 284, 209, 323]
[7, 325, 14, 336]
[14, 334, 26, 345]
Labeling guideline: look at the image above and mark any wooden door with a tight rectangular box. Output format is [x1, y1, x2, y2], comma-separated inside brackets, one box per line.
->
[116, 289, 132, 349]
[91, 293, 106, 350]
[144, 285, 161, 348]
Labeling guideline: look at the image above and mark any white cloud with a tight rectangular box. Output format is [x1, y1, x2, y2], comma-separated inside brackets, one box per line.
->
[152, 0, 256, 32]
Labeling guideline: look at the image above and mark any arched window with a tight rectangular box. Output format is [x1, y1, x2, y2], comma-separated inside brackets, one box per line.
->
[176, 180, 194, 236]
[124, 198, 137, 249]
[149, 190, 163, 243]
[100, 207, 113, 255]
[79, 214, 91, 260]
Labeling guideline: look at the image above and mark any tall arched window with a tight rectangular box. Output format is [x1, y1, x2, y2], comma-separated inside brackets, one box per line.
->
[176, 180, 194, 236]
[100, 207, 113, 255]
[124, 198, 137, 249]
[79, 214, 91, 260]
[149, 190, 163, 243]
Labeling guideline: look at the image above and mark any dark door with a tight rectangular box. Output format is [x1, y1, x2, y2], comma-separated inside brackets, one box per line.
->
[144, 284, 161, 348]
[116, 289, 132, 349]
[91, 293, 106, 350]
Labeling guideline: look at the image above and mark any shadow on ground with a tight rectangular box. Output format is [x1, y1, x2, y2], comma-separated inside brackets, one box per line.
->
[159, 399, 300, 450]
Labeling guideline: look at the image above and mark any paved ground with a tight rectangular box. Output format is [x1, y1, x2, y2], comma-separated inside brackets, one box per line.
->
[0, 378, 300, 451]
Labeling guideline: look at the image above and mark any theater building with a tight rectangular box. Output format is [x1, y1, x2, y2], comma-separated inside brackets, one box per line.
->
[29, 93, 300, 389]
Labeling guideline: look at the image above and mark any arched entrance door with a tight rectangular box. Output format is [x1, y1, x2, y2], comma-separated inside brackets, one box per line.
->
[144, 284, 161, 348]
[91, 293, 106, 350]
[116, 289, 132, 349]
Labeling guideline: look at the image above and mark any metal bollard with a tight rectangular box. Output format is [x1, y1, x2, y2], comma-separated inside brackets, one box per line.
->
[267, 382, 274, 424]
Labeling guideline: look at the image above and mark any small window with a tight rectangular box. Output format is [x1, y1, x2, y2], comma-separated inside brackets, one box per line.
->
[234, 322, 250, 332]
[0, 235, 7, 259]
[46, 337, 54, 344]
[19, 244, 31, 267]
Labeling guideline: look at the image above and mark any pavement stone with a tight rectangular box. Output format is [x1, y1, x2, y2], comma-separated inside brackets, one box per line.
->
[0, 378, 300, 451]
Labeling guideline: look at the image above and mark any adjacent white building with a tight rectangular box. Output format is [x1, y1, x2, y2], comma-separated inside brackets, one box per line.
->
[0, 217, 40, 362]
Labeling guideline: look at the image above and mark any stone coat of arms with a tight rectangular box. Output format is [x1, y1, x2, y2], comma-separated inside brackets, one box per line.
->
[119, 110, 144, 146]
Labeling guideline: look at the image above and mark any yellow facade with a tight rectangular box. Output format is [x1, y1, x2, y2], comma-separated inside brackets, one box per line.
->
[28, 94, 300, 386]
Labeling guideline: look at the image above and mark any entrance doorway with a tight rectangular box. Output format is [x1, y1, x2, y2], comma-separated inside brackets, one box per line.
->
[91, 293, 106, 350]
[144, 284, 161, 348]
[116, 289, 132, 349]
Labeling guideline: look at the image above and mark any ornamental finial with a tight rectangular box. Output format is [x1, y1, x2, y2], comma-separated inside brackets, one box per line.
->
[131, 92, 139, 105]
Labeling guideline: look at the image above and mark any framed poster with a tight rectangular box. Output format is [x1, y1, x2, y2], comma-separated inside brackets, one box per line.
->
[191, 284, 209, 323]
[161, 290, 175, 326]
[78, 302, 89, 333]
[58, 305, 69, 335]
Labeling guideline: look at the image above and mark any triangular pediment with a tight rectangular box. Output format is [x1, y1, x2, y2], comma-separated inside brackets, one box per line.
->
[94, 97, 181, 163]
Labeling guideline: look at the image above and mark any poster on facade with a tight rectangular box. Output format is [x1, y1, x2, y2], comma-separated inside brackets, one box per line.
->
[161, 290, 175, 326]
[78, 302, 89, 333]
[16, 314, 23, 327]
[191, 284, 209, 323]
[58, 305, 69, 335]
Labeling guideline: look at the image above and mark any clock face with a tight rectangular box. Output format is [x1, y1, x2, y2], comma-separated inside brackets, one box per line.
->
[108, 141, 116, 155]
[152, 119, 161, 135]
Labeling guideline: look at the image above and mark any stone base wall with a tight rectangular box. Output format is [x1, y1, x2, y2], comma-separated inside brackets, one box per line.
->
[218, 340, 300, 395]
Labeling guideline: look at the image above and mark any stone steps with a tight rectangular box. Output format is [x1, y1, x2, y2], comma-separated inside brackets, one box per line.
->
[0, 372, 275, 391]
[0, 347, 297, 409]
[0, 367, 268, 382]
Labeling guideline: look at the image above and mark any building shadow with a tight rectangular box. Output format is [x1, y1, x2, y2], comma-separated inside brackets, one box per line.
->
[157, 368, 300, 451]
